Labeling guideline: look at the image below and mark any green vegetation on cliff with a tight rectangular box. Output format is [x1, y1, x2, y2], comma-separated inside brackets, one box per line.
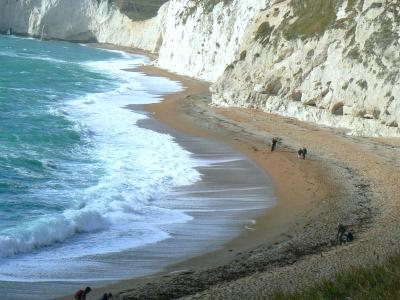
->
[255, 21, 275, 45]
[283, 0, 336, 40]
[202, 0, 231, 13]
[179, 0, 231, 24]
[253, 0, 340, 44]
[112, 0, 168, 20]
[112, 0, 231, 22]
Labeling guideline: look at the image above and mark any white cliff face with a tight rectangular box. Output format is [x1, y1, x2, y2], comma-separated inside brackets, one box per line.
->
[0, 0, 267, 80]
[211, 0, 400, 137]
[0, 0, 263, 81]
[157, 0, 268, 81]
[0, 0, 167, 52]
[1, 0, 399, 137]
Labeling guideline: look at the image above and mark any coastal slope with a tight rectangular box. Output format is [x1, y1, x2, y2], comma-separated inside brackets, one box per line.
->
[0, 0, 167, 52]
[212, 0, 400, 137]
[78, 67, 400, 300]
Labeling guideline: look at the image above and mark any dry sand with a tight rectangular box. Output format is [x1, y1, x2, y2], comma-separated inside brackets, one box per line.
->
[65, 49, 399, 299]
[114, 65, 399, 299]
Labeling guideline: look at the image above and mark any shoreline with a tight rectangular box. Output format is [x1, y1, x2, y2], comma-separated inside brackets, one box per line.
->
[54, 46, 277, 299]
[63, 45, 399, 299]
[138, 65, 334, 265]
[76, 60, 351, 299]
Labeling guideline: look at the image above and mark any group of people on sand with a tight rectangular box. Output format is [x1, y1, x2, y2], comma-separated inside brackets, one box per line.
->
[270, 137, 308, 160]
[269, 138, 356, 245]
[297, 147, 308, 159]
[74, 286, 113, 300]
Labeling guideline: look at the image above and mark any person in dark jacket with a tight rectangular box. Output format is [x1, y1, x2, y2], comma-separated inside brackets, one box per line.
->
[271, 137, 278, 152]
[298, 148, 303, 159]
[100, 292, 113, 300]
[302, 147, 308, 159]
[337, 224, 346, 245]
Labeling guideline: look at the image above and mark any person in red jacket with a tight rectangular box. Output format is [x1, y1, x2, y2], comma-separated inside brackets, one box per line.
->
[74, 287, 91, 300]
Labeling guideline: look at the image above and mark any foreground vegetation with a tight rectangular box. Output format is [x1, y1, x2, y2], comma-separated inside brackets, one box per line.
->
[273, 254, 400, 299]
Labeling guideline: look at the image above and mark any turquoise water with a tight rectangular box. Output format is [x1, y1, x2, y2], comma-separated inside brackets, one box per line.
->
[0, 35, 200, 281]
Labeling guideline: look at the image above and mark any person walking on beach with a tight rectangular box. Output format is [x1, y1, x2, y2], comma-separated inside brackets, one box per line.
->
[337, 224, 354, 245]
[74, 287, 92, 300]
[302, 147, 308, 159]
[100, 292, 113, 300]
[337, 224, 347, 245]
[271, 137, 278, 152]
[298, 148, 303, 159]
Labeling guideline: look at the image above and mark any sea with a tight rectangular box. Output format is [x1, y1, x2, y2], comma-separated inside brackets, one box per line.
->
[0, 35, 275, 299]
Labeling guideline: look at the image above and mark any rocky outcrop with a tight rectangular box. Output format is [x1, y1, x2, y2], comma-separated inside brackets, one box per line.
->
[1, 0, 399, 136]
[158, 0, 267, 81]
[0, 0, 167, 52]
[211, 0, 400, 137]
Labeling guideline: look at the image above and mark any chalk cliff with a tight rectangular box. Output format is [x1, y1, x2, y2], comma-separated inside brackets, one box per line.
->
[1, 0, 399, 137]
[0, 0, 167, 52]
[157, 0, 267, 81]
[211, 0, 400, 137]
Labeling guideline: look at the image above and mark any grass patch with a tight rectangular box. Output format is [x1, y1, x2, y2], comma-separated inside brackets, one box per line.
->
[255, 21, 275, 45]
[203, 0, 231, 13]
[346, 0, 357, 12]
[112, 0, 168, 21]
[283, 0, 337, 40]
[178, 0, 232, 24]
[363, 13, 398, 59]
[347, 47, 362, 62]
[272, 254, 400, 300]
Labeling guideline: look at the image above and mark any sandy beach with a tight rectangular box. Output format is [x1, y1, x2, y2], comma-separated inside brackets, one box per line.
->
[61, 47, 399, 299]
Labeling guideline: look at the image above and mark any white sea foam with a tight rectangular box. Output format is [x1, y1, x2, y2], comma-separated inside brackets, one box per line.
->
[0, 55, 199, 264]
[94, 47, 136, 60]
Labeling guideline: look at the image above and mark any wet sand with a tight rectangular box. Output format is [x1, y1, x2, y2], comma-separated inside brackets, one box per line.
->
[135, 65, 334, 264]
[64, 66, 346, 300]
[2, 45, 274, 300]
[60, 48, 399, 299]
[8, 143, 274, 300]
[104, 66, 398, 299]
[45, 55, 276, 299]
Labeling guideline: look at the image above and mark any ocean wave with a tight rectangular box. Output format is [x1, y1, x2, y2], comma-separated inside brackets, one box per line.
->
[0, 50, 67, 64]
[80, 58, 183, 103]
[92, 46, 139, 60]
[0, 190, 193, 258]
[0, 208, 109, 257]
[0, 50, 200, 260]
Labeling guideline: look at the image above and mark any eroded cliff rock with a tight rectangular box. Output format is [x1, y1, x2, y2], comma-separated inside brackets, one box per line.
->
[158, 0, 267, 81]
[212, 0, 400, 136]
[0, 0, 167, 52]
